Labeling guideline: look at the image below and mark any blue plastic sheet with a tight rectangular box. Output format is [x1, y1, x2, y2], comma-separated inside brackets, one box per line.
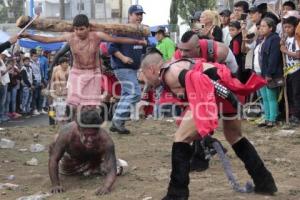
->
[19, 39, 64, 51]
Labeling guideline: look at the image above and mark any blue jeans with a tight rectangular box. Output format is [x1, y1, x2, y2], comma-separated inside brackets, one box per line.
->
[5, 84, 19, 113]
[33, 82, 43, 111]
[112, 68, 141, 126]
[22, 87, 32, 114]
[0, 84, 8, 120]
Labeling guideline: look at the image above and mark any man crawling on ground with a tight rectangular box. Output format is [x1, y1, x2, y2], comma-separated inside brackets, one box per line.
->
[48, 108, 118, 195]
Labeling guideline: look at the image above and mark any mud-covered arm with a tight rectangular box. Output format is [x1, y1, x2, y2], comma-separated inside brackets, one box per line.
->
[95, 143, 117, 195]
[48, 126, 70, 192]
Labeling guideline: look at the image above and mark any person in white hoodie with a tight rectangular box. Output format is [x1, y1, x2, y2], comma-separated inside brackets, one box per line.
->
[220, 9, 232, 46]
[0, 50, 11, 123]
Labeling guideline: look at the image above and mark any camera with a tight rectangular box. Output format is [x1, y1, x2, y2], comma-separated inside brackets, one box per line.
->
[241, 13, 248, 21]
[246, 33, 255, 39]
[193, 23, 205, 30]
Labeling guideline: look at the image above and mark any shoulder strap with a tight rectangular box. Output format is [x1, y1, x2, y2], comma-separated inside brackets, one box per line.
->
[292, 37, 296, 51]
[160, 58, 195, 74]
[207, 40, 214, 62]
[160, 58, 195, 89]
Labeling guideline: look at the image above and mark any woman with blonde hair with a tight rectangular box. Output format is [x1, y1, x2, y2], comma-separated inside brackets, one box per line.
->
[199, 9, 223, 42]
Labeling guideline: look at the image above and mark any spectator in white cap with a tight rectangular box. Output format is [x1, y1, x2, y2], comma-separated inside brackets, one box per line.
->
[0, 50, 11, 123]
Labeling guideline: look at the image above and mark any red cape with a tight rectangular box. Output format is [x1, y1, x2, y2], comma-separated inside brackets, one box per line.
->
[185, 69, 218, 137]
[160, 59, 267, 137]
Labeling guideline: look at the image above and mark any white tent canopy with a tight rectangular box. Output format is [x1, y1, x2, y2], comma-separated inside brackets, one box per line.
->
[0, 30, 10, 43]
[253, 0, 279, 5]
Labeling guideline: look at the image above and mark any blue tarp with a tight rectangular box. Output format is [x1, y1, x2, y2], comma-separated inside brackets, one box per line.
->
[18, 39, 64, 51]
[0, 31, 10, 43]
[147, 36, 157, 47]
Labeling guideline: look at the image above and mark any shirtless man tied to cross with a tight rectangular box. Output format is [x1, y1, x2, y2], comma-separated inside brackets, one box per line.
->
[20, 14, 146, 108]
[48, 108, 118, 195]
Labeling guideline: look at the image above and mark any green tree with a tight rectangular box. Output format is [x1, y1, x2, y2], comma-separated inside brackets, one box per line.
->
[0, 0, 24, 23]
[169, 0, 178, 32]
[169, 0, 216, 26]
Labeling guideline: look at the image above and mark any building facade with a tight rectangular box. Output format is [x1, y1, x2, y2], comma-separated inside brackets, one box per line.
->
[25, 0, 132, 23]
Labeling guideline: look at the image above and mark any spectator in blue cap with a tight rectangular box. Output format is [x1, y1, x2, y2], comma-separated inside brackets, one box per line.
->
[128, 4, 145, 15]
[108, 5, 147, 134]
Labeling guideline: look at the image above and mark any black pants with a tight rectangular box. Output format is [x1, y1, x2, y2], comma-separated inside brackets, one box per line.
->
[287, 70, 300, 119]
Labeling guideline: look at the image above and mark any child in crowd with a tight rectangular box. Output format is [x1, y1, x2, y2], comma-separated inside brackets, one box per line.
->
[229, 21, 246, 82]
[280, 16, 300, 126]
[259, 17, 283, 128]
[6, 59, 21, 119]
[50, 57, 70, 123]
[20, 55, 34, 115]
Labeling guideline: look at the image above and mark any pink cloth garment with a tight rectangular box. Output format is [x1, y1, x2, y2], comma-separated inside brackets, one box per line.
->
[67, 68, 103, 106]
[185, 69, 218, 138]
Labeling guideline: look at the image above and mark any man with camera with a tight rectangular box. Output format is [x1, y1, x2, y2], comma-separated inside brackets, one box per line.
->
[233, 1, 249, 21]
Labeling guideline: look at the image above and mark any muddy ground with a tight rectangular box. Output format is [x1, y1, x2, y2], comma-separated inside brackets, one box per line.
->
[0, 119, 299, 200]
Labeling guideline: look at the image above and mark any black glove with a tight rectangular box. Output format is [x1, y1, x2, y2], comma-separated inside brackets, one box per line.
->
[212, 80, 240, 109]
[201, 135, 227, 159]
[201, 134, 216, 149]
[203, 67, 240, 109]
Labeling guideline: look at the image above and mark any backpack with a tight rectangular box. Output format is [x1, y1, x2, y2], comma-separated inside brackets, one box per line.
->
[207, 39, 215, 62]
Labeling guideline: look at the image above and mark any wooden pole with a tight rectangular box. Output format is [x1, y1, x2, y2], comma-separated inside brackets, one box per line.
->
[281, 37, 290, 125]
[16, 15, 150, 36]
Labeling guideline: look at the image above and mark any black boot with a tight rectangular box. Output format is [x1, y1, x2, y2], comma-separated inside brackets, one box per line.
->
[232, 137, 278, 195]
[162, 142, 192, 200]
[190, 139, 209, 172]
[100, 102, 113, 121]
[107, 102, 114, 121]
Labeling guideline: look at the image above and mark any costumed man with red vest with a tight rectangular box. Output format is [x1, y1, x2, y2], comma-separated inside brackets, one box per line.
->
[141, 49, 277, 199]
[173, 31, 250, 172]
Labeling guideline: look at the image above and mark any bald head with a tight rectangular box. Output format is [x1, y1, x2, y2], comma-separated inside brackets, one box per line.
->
[141, 52, 164, 70]
[140, 52, 164, 88]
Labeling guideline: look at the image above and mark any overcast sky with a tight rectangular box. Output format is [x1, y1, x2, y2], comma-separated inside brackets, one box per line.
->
[132, 0, 171, 26]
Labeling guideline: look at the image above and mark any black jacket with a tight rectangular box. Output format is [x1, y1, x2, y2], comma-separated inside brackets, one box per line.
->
[260, 32, 283, 78]
[0, 41, 11, 53]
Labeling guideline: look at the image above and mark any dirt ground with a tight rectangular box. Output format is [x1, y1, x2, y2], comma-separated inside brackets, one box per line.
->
[0, 119, 300, 200]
